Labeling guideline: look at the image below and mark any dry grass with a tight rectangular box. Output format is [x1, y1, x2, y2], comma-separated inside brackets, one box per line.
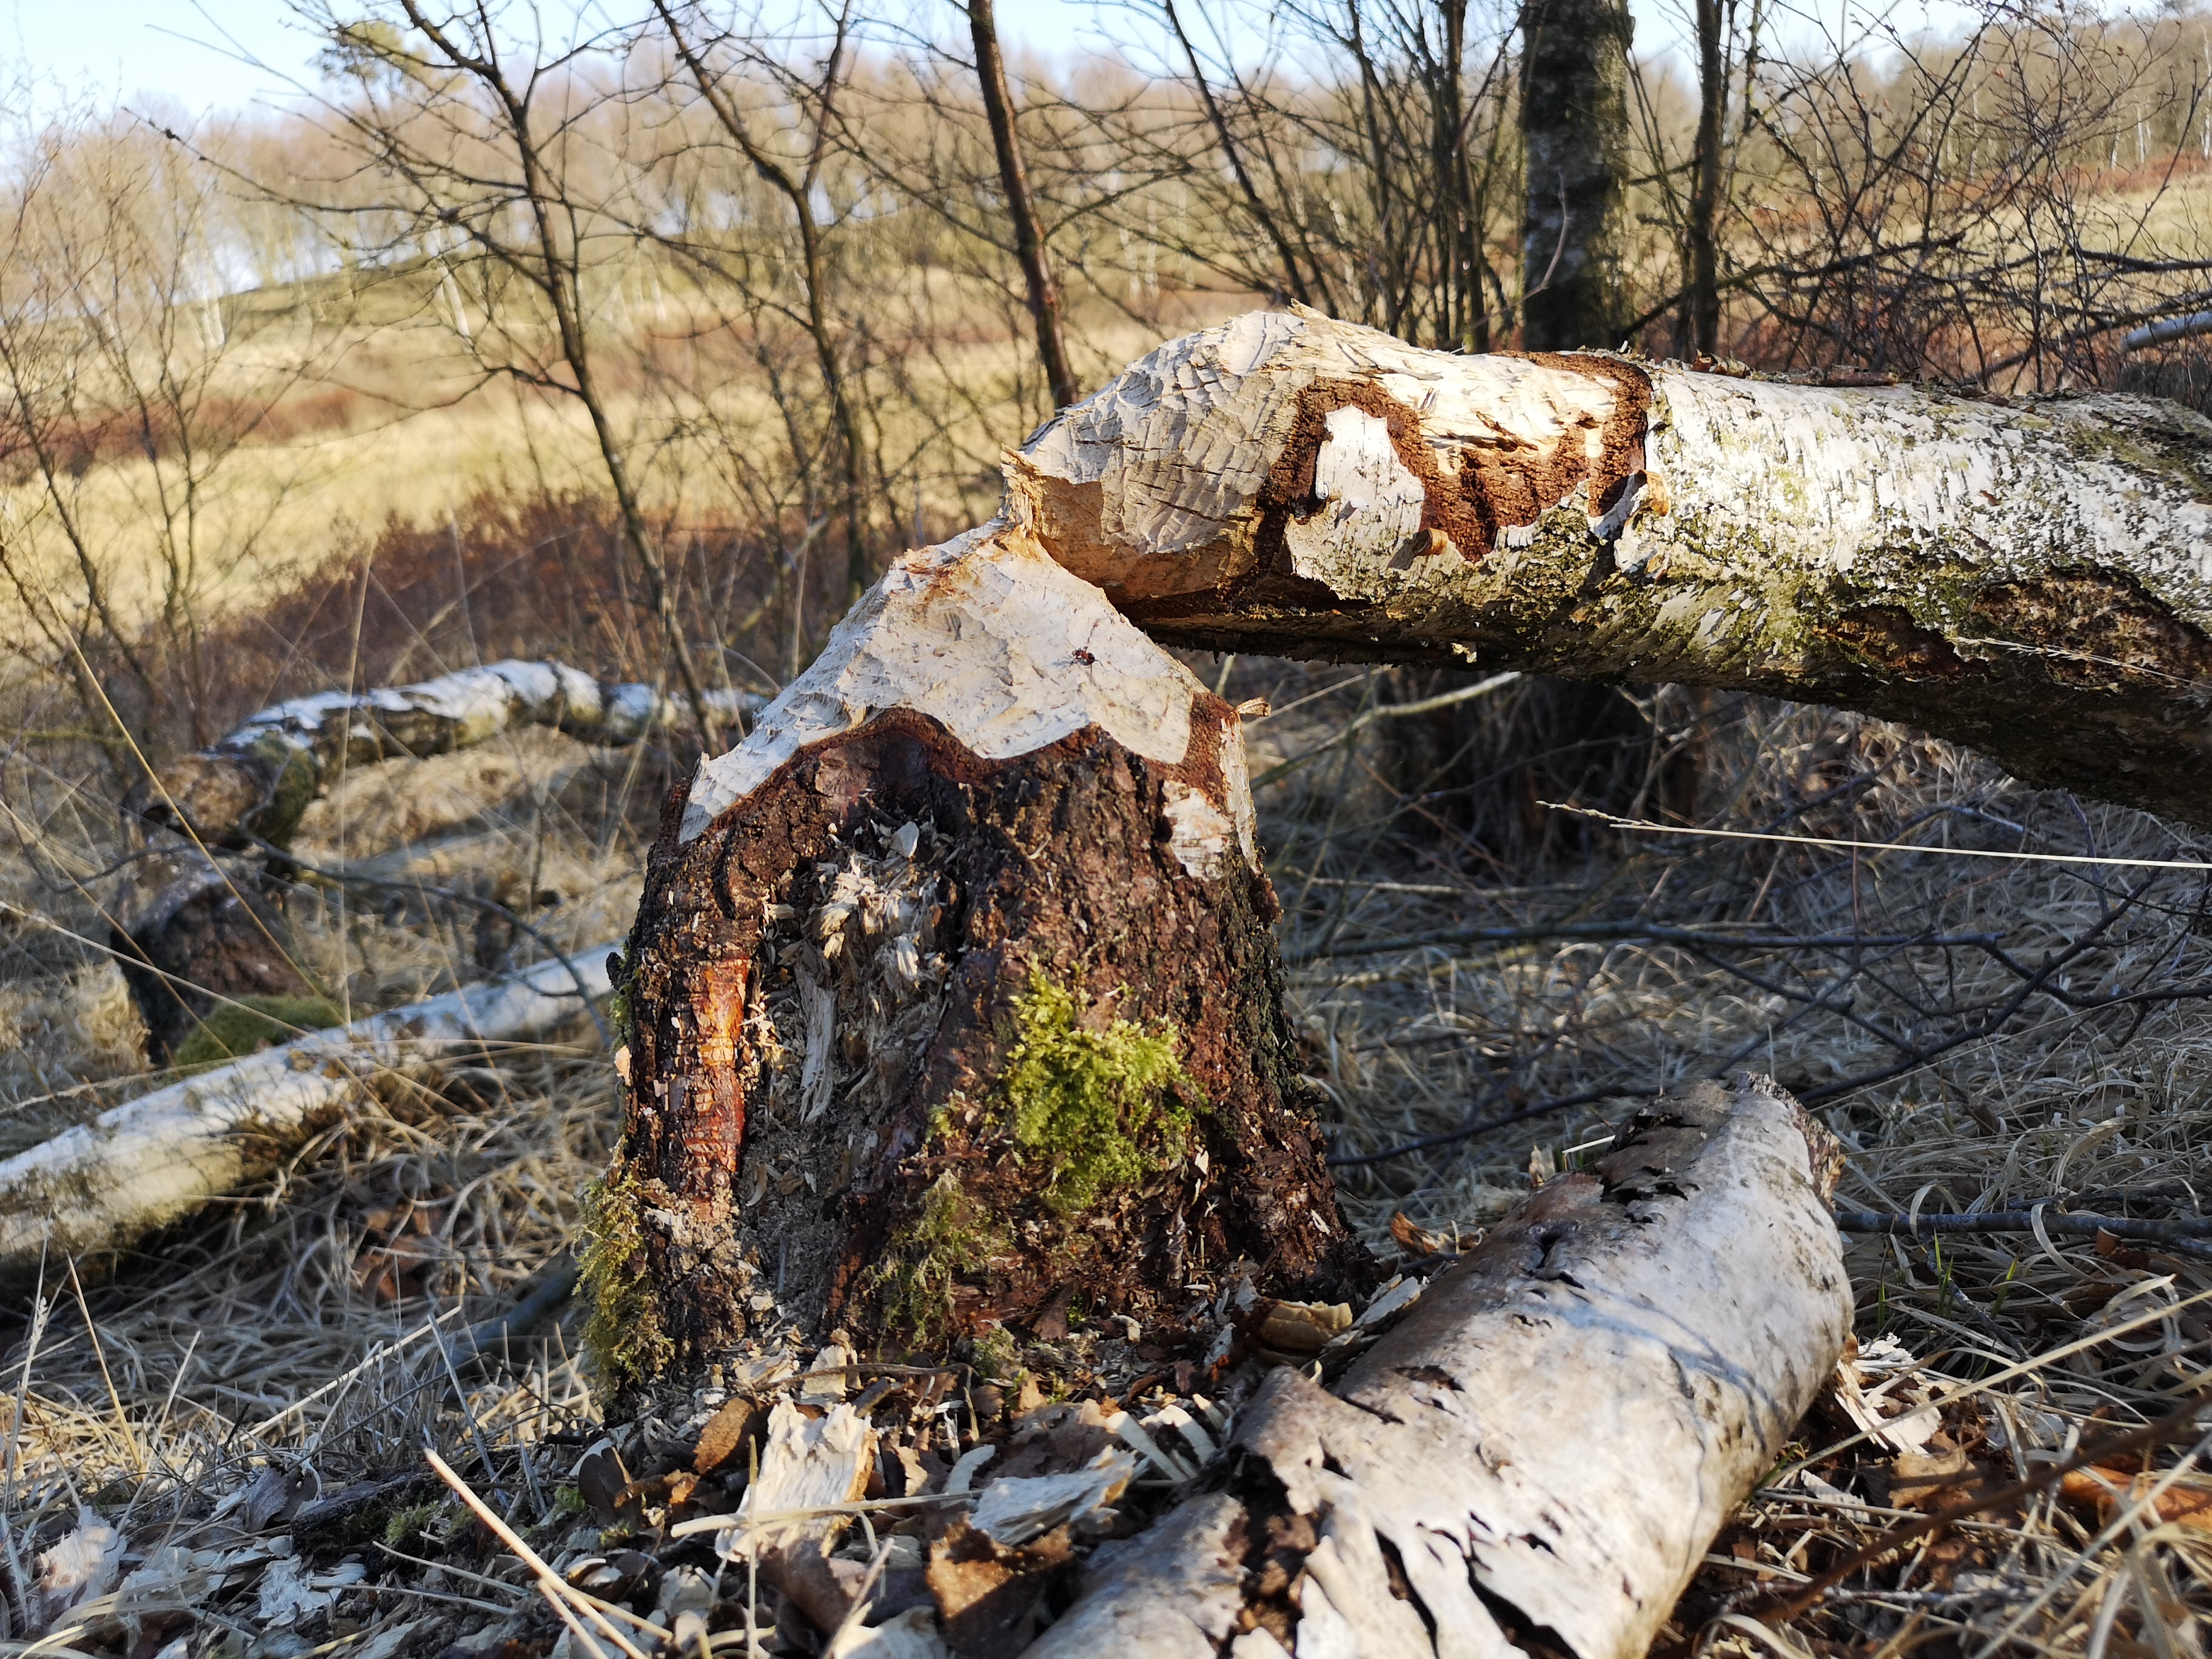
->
[6, 656, 2212, 1653]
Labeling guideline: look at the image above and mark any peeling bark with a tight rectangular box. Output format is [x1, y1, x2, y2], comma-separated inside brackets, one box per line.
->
[0, 944, 617, 1289]
[1008, 307, 2212, 829]
[1028, 1078, 1849, 1659]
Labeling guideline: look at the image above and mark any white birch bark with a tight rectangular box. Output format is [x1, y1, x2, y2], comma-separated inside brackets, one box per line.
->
[1024, 1076, 1849, 1659]
[0, 943, 617, 1288]
[130, 659, 762, 850]
[1002, 306, 2212, 828]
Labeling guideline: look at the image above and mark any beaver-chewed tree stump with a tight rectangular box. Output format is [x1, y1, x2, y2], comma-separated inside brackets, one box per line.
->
[607, 529, 1367, 1375]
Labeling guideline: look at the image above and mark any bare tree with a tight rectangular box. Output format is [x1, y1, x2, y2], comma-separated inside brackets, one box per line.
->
[648, 0, 877, 602]
[287, 1, 725, 744]
[966, 0, 1079, 409]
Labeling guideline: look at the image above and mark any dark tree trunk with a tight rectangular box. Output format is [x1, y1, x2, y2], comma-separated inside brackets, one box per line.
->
[969, 0, 1079, 412]
[1687, 0, 1728, 354]
[1519, 0, 1633, 350]
[113, 851, 312, 1063]
[613, 700, 1364, 1375]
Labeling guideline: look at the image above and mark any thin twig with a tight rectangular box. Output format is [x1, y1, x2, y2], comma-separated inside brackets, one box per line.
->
[423, 1448, 648, 1659]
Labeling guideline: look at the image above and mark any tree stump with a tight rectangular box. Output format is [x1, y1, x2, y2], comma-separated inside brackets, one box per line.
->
[608, 307, 2212, 1384]
[606, 532, 1366, 1376]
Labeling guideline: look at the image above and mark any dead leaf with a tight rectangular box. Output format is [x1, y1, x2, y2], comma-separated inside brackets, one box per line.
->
[2060, 1466, 2212, 1530]
[1030, 1289, 1072, 1341]
[240, 1464, 315, 1532]
[1255, 1299, 1352, 1355]
[577, 1446, 633, 1521]
[997, 1401, 1115, 1483]
[1889, 1443, 1972, 1509]
[2094, 1229, 2152, 1270]
[1389, 1212, 1448, 1256]
[692, 1397, 761, 1474]
[925, 1512, 1073, 1659]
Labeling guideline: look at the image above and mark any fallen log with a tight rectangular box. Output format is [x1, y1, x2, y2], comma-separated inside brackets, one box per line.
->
[113, 661, 756, 1058]
[0, 942, 618, 1290]
[1015, 1078, 1849, 1659]
[126, 660, 758, 851]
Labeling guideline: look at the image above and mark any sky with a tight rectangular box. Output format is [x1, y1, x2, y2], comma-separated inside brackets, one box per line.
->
[2, 0, 1122, 119]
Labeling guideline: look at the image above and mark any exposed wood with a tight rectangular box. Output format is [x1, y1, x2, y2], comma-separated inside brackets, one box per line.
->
[614, 527, 1361, 1371]
[0, 943, 617, 1289]
[1007, 307, 2212, 830]
[1026, 1077, 1849, 1659]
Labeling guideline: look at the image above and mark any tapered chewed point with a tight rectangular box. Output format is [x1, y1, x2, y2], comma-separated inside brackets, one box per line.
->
[1004, 307, 1655, 623]
[612, 525, 1352, 1375]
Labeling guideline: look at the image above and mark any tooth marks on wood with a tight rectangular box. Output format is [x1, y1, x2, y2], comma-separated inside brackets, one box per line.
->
[615, 700, 1361, 1374]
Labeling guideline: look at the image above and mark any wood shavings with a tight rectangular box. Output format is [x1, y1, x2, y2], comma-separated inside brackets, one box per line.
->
[966, 1450, 1138, 1546]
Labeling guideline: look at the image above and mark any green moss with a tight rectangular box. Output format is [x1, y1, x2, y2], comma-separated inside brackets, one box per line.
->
[971, 1325, 1024, 1384]
[243, 735, 324, 845]
[865, 970, 1202, 1343]
[578, 1166, 673, 1384]
[869, 1172, 1002, 1342]
[175, 996, 345, 1071]
[606, 982, 634, 1050]
[382, 1501, 438, 1550]
[1000, 968, 1198, 1213]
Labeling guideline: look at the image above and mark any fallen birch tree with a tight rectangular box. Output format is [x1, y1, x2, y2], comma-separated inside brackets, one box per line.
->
[113, 661, 754, 1057]
[0, 943, 618, 1287]
[592, 307, 2212, 1654]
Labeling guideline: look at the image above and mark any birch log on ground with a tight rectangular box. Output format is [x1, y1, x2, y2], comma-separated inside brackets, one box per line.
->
[1023, 1076, 1849, 1659]
[0, 943, 617, 1289]
[114, 661, 756, 1058]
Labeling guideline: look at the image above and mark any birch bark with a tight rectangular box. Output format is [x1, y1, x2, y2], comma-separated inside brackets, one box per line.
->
[115, 660, 755, 1057]
[0, 945, 617, 1287]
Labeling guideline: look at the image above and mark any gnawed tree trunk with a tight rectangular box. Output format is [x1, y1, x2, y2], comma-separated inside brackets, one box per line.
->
[615, 306, 2212, 1370]
[609, 528, 1364, 1373]
[114, 661, 754, 1059]
[0, 943, 617, 1288]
